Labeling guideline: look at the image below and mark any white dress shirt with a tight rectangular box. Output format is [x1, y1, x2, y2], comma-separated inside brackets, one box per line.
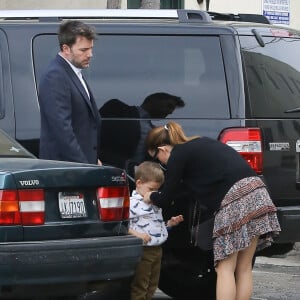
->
[59, 53, 90, 98]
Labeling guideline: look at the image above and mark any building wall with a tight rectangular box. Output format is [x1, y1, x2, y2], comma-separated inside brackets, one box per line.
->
[0, 0, 298, 30]
[0, 0, 108, 9]
[186, 0, 300, 30]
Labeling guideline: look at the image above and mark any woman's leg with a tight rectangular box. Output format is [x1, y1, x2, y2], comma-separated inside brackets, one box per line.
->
[215, 251, 238, 300]
[235, 236, 259, 300]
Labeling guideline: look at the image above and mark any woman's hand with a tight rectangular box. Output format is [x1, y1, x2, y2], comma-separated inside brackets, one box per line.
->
[143, 191, 153, 204]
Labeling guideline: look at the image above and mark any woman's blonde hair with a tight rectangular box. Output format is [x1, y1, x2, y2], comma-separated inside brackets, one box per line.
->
[145, 121, 199, 152]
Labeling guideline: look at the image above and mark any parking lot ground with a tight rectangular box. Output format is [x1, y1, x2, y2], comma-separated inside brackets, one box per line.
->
[252, 243, 300, 300]
[255, 242, 300, 267]
[154, 243, 300, 299]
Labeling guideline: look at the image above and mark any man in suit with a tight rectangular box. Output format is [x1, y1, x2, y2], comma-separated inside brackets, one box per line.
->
[38, 20, 101, 165]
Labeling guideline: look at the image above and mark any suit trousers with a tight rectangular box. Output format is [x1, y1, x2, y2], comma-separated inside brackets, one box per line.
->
[130, 245, 162, 300]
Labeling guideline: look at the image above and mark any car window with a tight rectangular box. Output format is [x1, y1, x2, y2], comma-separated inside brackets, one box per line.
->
[240, 35, 300, 118]
[32, 34, 57, 84]
[33, 34, 229, 119]
[0, 130, 35, 158]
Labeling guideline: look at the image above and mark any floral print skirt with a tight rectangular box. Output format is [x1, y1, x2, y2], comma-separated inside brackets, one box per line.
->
[213, 176, 281, 266]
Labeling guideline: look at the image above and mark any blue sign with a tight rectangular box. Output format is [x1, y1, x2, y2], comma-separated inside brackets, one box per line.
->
[263, 10, 290, 24]
[262, 0, 290, 25]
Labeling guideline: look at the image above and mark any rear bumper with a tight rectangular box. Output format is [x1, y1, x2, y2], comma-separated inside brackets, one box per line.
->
[0, 235, 142, 286]
[275, 206, 300, 243]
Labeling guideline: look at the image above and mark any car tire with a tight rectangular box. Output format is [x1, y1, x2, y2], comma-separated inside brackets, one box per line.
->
[159, 247, 217, 300]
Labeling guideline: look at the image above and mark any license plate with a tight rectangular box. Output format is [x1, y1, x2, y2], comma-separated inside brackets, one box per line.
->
[58, 192, 87, 218]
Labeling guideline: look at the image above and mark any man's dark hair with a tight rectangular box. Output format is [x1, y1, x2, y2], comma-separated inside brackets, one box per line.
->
[58, 20, 96, 50]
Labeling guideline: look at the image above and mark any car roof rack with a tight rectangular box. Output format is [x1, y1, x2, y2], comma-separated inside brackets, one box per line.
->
[208, 11, 271, 24]
[0, 9, 212, 23]
[177, 10, 212, 23]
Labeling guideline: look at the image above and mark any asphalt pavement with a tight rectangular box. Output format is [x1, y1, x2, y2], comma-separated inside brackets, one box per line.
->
[252, 242, 300, 300]
[255, 242, 300, 267]
[154, 243, 300, 299]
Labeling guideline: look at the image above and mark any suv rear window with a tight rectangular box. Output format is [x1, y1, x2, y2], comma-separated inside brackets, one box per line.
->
[33, 34, 229, 119]
[241, 35, 300, 118]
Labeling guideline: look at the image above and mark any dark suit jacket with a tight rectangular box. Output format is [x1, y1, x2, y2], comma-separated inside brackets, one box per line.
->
[38, 54, 101, 164]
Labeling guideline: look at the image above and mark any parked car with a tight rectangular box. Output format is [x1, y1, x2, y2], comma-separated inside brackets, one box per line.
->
[0, 129, 142, 299]
[0, 9, 300, 299]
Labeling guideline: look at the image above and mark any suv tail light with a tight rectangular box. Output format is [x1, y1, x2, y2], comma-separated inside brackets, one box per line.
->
[0, 189, 45, 225]
[97, 186, 130, 221]
[219, 128, 263, 174]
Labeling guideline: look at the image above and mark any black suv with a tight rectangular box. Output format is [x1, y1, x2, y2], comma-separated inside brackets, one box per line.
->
[0, 9, 300, 299]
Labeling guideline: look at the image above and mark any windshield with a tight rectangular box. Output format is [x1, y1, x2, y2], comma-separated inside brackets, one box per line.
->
[0, 130, 35, 158]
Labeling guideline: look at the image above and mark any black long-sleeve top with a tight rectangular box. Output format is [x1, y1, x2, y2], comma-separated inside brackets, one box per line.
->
[150, 137, 256, 213]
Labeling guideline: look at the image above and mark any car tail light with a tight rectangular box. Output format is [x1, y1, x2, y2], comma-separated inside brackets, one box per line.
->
[19, 189, 45, 225]
[0, 189, 45, 225]
[97, 186, 130, 221]
[219, 128, 263, 174]
[0, 190, 20, 224]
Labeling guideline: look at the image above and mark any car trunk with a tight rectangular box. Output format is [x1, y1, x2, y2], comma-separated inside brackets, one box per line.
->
[0, 158, 129, 242]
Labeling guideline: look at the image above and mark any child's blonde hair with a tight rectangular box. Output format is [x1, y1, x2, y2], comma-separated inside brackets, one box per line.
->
[135, 161, 164, 186]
